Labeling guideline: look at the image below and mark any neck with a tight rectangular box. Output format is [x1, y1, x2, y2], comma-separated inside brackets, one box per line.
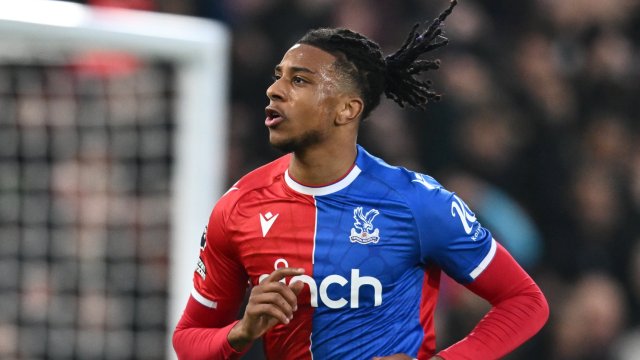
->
[288, 143, 358, 186]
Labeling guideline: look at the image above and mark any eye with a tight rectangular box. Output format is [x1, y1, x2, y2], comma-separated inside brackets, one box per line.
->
[272, 74, 281, 81]
[292, 76, 307, 85]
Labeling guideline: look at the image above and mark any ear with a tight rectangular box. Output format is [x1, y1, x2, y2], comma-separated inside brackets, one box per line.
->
[335, 96, 364, 126]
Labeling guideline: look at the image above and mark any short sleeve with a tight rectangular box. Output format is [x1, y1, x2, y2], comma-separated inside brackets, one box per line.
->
[192, 196, 248, 323]
[411, 174, 496, 284]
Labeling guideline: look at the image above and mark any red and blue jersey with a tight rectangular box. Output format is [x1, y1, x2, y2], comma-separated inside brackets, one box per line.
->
[192, 145, 496, 359]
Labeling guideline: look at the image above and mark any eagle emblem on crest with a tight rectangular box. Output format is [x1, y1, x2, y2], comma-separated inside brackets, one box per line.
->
[350, 207, 381, 244]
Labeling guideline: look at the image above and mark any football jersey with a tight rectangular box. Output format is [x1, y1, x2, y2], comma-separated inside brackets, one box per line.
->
[192, 145, 496, 360]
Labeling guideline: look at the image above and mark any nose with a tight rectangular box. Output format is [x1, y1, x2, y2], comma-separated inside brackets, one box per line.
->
[266, 78, 285, 102]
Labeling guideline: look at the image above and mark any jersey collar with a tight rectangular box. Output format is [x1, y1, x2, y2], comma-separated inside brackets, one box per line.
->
[284, 164, 361, 196]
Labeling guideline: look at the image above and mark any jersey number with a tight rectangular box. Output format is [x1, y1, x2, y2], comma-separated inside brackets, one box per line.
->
[451, 195, 476, 234]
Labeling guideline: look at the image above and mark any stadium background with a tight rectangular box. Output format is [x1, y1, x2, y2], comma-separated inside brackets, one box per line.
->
[1, 0, 639, 359]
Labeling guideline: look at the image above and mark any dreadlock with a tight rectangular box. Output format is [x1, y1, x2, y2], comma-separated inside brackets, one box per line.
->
[297, 0, 457, 119]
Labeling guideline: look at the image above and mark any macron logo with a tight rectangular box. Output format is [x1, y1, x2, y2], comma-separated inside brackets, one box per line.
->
[259, 212, 279, 237]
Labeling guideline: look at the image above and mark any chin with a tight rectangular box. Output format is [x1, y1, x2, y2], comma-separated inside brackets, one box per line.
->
[269, 129, 323, 154]
[270, 139, 296, 154]
[268, 133, 292, 153]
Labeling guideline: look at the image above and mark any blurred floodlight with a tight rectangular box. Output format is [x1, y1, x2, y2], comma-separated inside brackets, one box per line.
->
[0, 0, 87, 28]
[0, 0, 226, 57]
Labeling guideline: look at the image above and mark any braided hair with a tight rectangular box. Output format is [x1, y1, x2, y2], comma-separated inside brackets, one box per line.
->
[297, 0, 457, 120]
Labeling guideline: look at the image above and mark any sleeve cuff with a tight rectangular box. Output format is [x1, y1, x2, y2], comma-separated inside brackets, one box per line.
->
[217, 320, 250, 358]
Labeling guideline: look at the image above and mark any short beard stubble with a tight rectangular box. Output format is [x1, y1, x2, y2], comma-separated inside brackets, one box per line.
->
[270, 129, 324, 154]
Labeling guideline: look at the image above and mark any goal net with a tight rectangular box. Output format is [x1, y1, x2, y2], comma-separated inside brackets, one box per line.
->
[0, 2, 229, 359]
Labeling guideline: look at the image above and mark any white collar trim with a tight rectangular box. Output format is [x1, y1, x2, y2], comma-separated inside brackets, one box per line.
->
[284, 165, 361, 196]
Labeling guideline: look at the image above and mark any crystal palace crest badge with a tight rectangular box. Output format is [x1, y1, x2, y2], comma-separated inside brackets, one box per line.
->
[350, 207, 381, 244]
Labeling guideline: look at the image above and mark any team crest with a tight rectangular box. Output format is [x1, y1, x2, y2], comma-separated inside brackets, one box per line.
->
[350, 207, 381, 244]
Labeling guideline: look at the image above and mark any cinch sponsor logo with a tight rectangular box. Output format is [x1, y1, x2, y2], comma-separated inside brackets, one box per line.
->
[259, 258, 382, 309]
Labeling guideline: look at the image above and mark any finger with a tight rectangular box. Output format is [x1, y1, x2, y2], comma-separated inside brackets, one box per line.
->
[289, 279, 305, 296]
[249, 292, 295, 319]
[253, 281, 299, 310]
[287, 281, 304, 312]
[246, 303, 292, 325]
[261, 267, 305, 284]
[256, 272, 302, 312]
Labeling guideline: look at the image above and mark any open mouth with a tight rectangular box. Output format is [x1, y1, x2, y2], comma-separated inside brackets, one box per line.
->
[265, 107, 284, 127]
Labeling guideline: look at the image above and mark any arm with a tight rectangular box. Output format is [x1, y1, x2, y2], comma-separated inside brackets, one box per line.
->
[172, 197, 249, 359]
[436, 243, 549, 359]
[173, 295, 244, 360]
[173, 268, 306, 360]
[400, 178, 548, 360]
[375, 244, 547, 360]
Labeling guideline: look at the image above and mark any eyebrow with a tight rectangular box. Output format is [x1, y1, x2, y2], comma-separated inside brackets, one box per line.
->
[274, 65, 317, 74]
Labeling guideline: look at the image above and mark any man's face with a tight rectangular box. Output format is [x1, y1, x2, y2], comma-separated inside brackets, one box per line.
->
[265, 44, 346, 153]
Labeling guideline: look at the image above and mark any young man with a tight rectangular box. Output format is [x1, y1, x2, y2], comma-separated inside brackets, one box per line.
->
[173, 1, 549, 359]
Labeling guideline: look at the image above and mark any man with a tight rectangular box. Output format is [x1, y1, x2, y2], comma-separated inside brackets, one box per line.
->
[173, 1, 549, 359]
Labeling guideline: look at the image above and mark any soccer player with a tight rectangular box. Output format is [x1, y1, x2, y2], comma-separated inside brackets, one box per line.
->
[172, 1, 549, 359]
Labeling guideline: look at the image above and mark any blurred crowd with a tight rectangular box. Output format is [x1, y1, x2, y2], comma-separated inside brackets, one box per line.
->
[0, 57, 175, 358]
[61, 0, 640, 359]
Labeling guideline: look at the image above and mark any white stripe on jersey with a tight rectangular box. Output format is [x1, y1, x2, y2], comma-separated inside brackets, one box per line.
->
[191, 287, 218, 309]
[470, 238, 497, 279]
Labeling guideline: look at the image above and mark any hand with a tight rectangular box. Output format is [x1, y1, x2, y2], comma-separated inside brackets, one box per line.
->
[228, 267, 305, 351]
[372, 355, 443, 360]
[372, 354, 414, 360]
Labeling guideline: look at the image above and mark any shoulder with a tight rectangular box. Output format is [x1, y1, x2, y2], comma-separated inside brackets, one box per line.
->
[357, 147, 464, 228]
[215, 153, 291, 213]
[234, 153, 290, 192]
[357, 146, 449, 201]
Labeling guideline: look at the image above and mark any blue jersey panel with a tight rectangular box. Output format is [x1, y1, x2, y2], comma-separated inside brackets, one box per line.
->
[352, 148, 494, 283]
[304, 146, 495, 359]
[309, 174, 424, 359]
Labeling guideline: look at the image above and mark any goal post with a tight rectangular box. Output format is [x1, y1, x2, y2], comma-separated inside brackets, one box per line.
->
[0, 1, 229, 358]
